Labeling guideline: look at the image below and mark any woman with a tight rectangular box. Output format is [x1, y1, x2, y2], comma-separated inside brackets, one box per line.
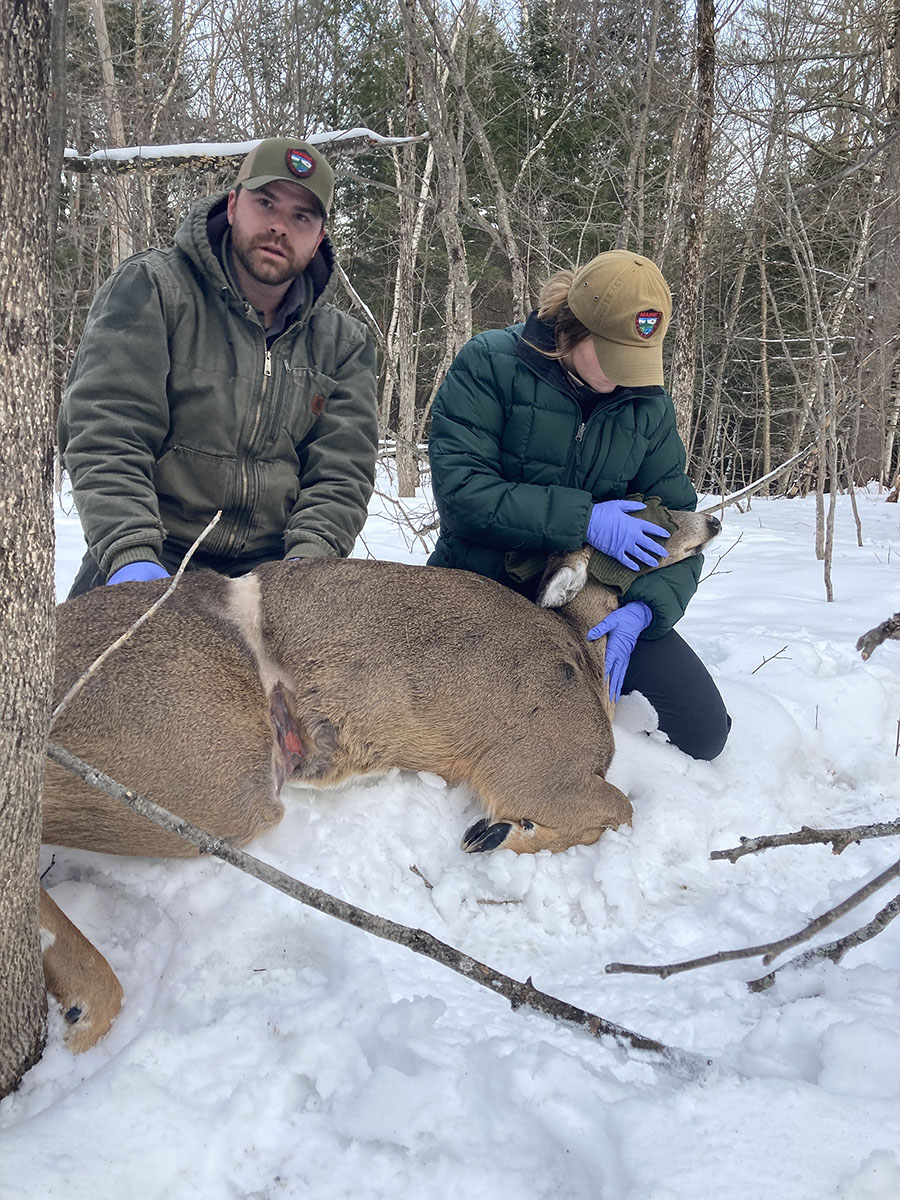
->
[427, 249, 730, 760]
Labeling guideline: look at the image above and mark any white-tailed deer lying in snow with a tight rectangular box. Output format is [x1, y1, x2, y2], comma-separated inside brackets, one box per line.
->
[40, 505, 721, 1050]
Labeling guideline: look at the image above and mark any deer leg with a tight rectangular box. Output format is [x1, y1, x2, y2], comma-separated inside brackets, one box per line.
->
[40, 887, 123, 1053]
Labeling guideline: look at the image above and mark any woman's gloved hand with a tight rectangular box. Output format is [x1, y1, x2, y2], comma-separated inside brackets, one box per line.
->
[106, 562, 170, 585]
[587, 600, 653, 702]
[585, 500, 669, 570]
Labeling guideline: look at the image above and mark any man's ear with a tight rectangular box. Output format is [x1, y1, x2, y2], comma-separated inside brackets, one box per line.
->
[226, 188, 238, 226]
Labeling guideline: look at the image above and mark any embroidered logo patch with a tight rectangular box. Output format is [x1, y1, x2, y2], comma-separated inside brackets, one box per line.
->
[635, 310, 663, 339]
[286, 148, 316, 178]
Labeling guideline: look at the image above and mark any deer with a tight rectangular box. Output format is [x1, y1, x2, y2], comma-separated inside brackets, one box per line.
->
[40, 504, 722, 1052]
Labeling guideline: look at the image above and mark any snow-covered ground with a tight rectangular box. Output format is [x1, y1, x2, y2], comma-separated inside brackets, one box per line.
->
[2, 475, 900, 1199]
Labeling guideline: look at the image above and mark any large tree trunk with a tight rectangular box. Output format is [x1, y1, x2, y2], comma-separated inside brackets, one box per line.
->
[0, 0, 55, 1097]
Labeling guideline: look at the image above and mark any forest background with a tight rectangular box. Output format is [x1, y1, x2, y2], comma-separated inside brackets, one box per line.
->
[55, 0, 900, 508]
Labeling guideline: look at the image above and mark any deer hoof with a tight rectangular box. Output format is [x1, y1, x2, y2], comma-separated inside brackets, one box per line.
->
[462, 817, 537, 852]
[461, 817, 511, 852]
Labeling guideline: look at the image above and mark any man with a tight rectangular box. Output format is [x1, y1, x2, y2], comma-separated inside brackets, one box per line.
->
[60, 136, 379, 596]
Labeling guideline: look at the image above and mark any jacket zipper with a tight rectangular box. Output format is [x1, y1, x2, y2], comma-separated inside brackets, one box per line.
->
[222, 332, 270, 556]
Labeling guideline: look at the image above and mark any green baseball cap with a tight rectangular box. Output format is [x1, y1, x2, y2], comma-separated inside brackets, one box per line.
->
[567, 250, 672, 387]
[233, 137, 334, 218]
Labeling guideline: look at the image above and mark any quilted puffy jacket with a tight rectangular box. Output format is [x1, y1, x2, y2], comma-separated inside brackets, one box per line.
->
[427, 313, 700, 638]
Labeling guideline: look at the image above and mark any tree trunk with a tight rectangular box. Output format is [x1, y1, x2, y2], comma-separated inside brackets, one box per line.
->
[398, 0, 472, 374]
[670, 0, 716, 454]
[0, 0, 55, 1097]
[89, 0, 134, 265]
[616, 0, 661, 253]
[853, 6, 900, 485]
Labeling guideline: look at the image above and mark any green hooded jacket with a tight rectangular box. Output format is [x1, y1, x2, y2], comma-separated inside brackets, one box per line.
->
[59, 192, 378, 578]
[427, 315, 700, 639]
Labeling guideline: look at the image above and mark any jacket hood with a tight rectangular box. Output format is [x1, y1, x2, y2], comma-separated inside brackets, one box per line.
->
[174, 191, 337, 307]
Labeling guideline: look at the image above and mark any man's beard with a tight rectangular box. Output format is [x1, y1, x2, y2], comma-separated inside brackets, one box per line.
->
[231, 231, 301, 287]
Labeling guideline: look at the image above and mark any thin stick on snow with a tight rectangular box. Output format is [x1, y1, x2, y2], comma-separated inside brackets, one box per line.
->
[605, 855, 900, 980]
[748, 892, 900, 991]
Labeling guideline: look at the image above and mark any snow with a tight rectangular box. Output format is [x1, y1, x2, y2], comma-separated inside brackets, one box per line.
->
[3, 476, 900, 1199]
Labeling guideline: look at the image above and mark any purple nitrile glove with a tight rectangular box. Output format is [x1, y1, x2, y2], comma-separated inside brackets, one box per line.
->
[106, 562, 170, 585]
[585, 500, 670, 571]
[587, 601, 653, 702]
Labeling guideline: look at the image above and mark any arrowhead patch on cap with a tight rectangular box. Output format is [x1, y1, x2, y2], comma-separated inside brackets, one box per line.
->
[286, 147, 317, 178]
[635, 310, 663, 339]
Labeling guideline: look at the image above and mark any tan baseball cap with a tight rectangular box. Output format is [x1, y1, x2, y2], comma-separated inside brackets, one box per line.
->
[234, 137, 334, 218]
[567, 250, 672, 387]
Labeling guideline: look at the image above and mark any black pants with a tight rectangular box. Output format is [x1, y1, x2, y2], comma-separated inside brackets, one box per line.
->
[621, 628, 731, 761]
[66, 545, 284, 600]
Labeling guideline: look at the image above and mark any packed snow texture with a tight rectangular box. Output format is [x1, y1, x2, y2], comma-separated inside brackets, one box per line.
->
[2, 476, 900, 1199]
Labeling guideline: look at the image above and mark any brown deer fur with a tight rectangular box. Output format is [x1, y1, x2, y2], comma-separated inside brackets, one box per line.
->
[41, 507, 721, 1051]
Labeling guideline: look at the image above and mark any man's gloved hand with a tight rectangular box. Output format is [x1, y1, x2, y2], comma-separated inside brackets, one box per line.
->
[106, 562, 170, 585]
[585, 500, 670, 570]
[587, 601, 653, 702]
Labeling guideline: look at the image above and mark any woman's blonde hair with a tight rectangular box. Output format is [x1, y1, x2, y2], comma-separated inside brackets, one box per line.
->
[533, 269, 592, 359]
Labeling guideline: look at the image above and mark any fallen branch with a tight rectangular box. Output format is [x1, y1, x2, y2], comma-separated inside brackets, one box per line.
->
[748, 892, 900, 991]
[49, 512, 221, 730]
[46, 740, 709, 1076]
[711, 818, 900, 862]
[605, 855, 900, 980]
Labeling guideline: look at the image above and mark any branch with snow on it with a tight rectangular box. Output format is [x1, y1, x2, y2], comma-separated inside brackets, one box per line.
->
[62, 129, 430, 173]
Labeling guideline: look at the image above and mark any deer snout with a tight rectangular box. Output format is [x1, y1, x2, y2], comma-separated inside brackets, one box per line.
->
[706, 514, 722, 537]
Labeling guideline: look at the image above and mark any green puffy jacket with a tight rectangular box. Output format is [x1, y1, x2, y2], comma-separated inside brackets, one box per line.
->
[427, 315, 700, 638]
[59, 192, 378, 578]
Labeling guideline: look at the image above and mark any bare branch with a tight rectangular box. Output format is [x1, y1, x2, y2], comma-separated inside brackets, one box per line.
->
[712, 819, 900, 862]
[606, 856, 900, 980]
[62, 131, 430, 174]
[751, 645, 790, 674]
[698, 533, 743, 582]
[698, 443, 817, 516]
[748, 892, 900, 992]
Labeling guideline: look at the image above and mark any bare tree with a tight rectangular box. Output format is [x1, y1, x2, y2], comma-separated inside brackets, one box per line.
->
[0, 0, 55, 1097]
[670, 0, 716, 449]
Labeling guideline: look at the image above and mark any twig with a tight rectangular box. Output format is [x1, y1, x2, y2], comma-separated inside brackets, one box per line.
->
[711, 819, 900, 862]
[46, 740, 709, 1076]
[750, 645, 790, 674]
[409, 864, 433, 890]
[49, 512, 221, 730]
[748, 892, 900, 991]
[605, 855, 900, 979]
[698, 533, 742, 583]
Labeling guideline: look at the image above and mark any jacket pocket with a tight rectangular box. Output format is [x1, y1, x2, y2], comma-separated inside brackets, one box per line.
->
[264, 364, 337, 446]
[154, 444, 233, 525]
